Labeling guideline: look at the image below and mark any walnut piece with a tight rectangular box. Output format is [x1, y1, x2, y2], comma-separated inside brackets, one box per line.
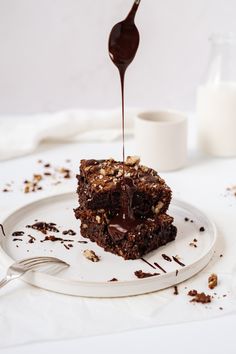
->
[153, 201, 164, 214]
[83, 249, 100, 262]
[208, 273, 218, 289]
[125, 155, 140, 166]
[95, 215, 101, 224]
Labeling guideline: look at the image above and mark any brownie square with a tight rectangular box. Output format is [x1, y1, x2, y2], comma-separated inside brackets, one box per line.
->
[77, 157, 172, 218]
[75, 207, 177, 260]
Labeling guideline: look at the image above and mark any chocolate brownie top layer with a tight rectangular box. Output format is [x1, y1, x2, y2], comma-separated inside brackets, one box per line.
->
[77, 157, 171, 212]
[78, 157, 169, 193]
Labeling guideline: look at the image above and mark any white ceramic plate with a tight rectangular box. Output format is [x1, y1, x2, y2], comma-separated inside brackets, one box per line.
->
[0, 192, 217, 297]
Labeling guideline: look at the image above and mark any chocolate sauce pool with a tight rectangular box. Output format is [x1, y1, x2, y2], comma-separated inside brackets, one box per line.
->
[108, 0, 141, 240]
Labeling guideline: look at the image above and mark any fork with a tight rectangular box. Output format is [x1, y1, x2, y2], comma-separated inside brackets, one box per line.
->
[0, 256, 69, 289]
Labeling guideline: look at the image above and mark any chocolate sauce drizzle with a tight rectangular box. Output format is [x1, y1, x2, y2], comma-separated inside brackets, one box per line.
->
[172, 256, 185, 267]
[0, 224, 6, 237]
[154, 262, 167, 274]
[141, 257, 156, 270]
[162, 254, 172, 262]
[108, 0, 141, 239]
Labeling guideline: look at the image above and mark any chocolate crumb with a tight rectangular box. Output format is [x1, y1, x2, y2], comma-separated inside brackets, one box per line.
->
[199, 226, 205, 232]
[190, 220, 194, 223]
[77, 240, 88, 244]
[173, 285, 179, 295]
[108, 278, 118, 282]
[2, 188, 9, 192]
[193, 238, 198, 242]
[12, 231, 24, 236]
[175, 269, 179, 276]
[220, 254, 223, 257]
[12, 238, 23, 241]
[63, 244, 70, 250]
[0, 224, 6, 236]
[208, 273, 218, 289]
[188, 289, 212, 303]
[41, 235, 64, 242]
[62, 229, 76, 236]
[26, 221, 59, 234]
[44, 163, 51, 168]
[44, 172, 51, 176]
[134, 270, 160, 278]
[219, 307, 223, 310]
[184, 217, 189, 222]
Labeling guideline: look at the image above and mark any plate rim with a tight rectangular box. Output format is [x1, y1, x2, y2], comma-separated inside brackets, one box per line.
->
[0, 192, 217, 295]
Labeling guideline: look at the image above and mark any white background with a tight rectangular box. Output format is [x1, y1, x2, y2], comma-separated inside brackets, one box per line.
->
[1, 0, 236, 114]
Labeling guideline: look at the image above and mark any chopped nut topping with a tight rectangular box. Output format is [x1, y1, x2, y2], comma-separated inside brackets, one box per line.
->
[82, 224, 88, 229]
[125, 155, 140, 166]
[33, 174, 43, 182]
[208, 273, 218, 289]
[154, 201, 164, 214]
[100, 168, 106, 176]
[95, 215, 101, 224]
[83, 249, 100, 262]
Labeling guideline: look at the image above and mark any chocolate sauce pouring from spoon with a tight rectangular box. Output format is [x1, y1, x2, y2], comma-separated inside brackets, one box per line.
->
[108, 0, 141, 171]
[108, 0, 141, 240]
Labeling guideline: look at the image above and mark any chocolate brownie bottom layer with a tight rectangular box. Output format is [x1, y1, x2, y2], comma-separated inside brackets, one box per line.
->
[75, 207, 177, 260]
[77, 158, 172, 217]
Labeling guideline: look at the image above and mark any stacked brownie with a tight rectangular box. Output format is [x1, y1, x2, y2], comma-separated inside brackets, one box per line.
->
[74, 156, 177, 260]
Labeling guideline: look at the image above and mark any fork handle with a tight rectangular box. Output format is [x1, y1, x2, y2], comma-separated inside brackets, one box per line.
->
[0, 277, 11, 289]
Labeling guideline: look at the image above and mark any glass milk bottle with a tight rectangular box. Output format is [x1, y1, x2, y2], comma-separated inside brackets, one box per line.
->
[197, 33, 236, 156]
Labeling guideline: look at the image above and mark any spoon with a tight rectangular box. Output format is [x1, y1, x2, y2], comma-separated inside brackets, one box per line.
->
[108, 0, 141, 75]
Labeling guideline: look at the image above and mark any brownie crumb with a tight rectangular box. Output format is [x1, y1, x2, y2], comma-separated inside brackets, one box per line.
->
[188, 289, 212, 303]
[190, 220, 194, 223]
[220, 254, 223, 258]
[199, 226, 205, 232]
[26, 221, 59, 234]
[41, 235, 64, 242]
[12, 238, 23, 241]
[2, 188, 10, 192]
[134, 270, 160, 278]
[62, 229, 76, 236]
[83, 249, 100, 262]
[12, 231, 24, 237]
[173, 285, 179, 295]
[78, 240, 88, 244]
[208, 273, 218, 289]
[108, 278, 118, 282]
[184, 217, 189, 222]
[44, 163, 51, 168]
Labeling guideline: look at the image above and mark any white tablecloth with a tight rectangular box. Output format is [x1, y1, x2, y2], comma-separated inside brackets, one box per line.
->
[0, 114, 236, 352]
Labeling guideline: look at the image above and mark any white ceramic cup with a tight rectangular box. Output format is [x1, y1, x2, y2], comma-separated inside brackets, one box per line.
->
[134, 110, 187, 172]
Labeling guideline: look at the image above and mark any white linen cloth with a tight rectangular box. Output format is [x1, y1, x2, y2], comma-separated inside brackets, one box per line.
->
[0, 109, 137, 161]
[0, 112, 236, 348]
